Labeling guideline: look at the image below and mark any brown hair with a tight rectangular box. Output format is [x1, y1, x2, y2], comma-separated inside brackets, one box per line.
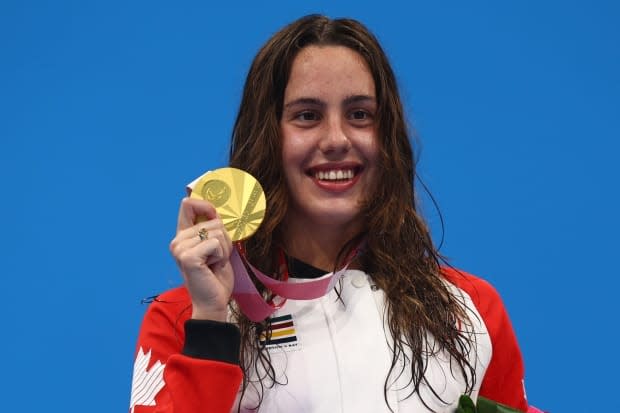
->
[229, 14, 476, 412]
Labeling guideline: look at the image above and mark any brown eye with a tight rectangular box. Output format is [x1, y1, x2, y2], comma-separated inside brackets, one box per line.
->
[292, 110, 322, 125]
[353, 110, 367, 119]
[298, 111, 319, 121]
[348, 109, 374, 125]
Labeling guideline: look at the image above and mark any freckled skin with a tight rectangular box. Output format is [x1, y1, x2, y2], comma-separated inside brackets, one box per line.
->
[280, 46, 379, 249]
[281, 46, 377, 232]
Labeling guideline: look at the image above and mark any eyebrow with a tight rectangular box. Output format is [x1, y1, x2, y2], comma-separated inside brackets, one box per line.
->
[283, 97, 324, 110]
[283, 94, 376, 110]
[343, 94, 376, 106]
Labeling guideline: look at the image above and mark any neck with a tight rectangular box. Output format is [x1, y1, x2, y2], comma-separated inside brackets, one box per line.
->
[281, 215, 363, 272]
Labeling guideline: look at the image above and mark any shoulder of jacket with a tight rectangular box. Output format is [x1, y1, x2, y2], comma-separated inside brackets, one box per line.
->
[441, 266, 503, 311]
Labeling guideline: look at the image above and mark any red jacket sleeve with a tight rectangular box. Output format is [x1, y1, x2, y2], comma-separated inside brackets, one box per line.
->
[443, 268, 528, 412]
[130, 287, 243, 413]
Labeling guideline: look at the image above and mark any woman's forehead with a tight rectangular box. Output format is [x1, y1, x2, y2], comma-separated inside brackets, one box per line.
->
[284, 45, 375, 103]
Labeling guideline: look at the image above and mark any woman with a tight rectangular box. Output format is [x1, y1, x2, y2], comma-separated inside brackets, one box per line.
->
[130, 15, 529, 413]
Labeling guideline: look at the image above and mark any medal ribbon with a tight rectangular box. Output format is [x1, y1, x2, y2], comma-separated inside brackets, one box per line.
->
[230, 243, 361, 322]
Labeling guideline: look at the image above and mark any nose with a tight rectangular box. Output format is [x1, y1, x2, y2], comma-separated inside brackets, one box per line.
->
[318, 116, 351, 155]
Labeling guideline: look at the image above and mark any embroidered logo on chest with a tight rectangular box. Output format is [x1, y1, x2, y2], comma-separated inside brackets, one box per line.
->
[259, 314, 300, 351]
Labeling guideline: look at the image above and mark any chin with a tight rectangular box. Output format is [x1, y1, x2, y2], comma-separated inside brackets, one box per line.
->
[310, 205, 364, 227]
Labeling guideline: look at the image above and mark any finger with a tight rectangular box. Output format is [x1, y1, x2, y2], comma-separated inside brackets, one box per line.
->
[170, 231, 204, 259]
[178, 237, 226, 272]
[199, 220, 232, 259]
[173, 219, 222, 246]
[177, 197, 218, 232]
[204, 239, 226, 267]
[200, 228, 231, 265]
[171, 227, 228, 260]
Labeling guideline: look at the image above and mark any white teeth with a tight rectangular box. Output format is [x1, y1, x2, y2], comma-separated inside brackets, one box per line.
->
[314, 169, 355, 181]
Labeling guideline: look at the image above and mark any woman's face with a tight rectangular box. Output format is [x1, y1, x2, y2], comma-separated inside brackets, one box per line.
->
[280, 45, 378, 232]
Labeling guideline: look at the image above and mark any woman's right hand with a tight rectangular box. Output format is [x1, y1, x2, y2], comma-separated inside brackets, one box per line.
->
[169, 197, 234, 322]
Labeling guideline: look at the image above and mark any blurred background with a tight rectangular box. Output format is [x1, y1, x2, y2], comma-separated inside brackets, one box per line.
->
[1, 1, 618, 411]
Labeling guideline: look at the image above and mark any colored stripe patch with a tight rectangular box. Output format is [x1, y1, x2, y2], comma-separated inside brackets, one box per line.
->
[259, 314, 299, 348]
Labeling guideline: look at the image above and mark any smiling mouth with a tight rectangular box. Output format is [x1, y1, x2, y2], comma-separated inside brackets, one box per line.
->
[309, 167, 361, 182]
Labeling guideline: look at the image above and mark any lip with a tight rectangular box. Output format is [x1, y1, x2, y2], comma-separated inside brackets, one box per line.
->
[307, 161, 363, 173]
[306, 162, 364, 192]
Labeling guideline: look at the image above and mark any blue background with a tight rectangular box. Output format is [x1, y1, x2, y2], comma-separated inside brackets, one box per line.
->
[1, 1, 618, 411]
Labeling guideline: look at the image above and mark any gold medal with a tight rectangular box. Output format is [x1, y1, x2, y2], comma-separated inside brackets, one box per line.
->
[190, 167, 266, 241]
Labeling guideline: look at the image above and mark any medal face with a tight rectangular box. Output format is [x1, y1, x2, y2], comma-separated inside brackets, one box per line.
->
[191, 167, 266, 241]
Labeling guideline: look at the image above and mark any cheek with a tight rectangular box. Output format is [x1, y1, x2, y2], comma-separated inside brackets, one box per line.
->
[280, 135, 303, 183]
[360, 133, 380, 164]
[281, 129, 312, 170]
[363, 137, 381, 188]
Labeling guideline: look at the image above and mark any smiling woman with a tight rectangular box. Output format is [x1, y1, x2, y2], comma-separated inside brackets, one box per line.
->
[130, 14, 531, 413]
[280, 45, 379, 267]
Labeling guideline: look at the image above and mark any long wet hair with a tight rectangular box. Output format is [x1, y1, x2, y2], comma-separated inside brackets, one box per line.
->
[228, 14, 476, 412]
